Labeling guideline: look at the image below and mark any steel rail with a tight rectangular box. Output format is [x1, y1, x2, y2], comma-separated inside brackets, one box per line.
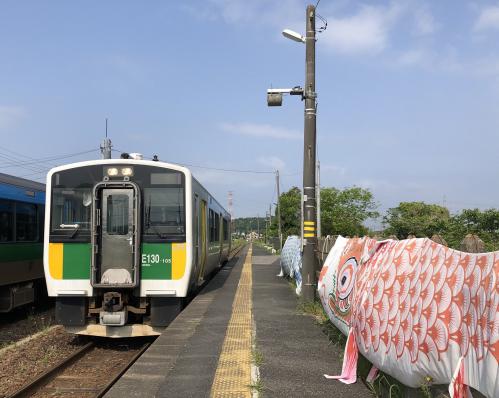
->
[8, 341, 95, 398]
[95, 342, 152, 398]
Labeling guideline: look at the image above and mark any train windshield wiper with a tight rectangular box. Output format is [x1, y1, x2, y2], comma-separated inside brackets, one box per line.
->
[148, 224, 166, 239]
[59, 223, 80, 238]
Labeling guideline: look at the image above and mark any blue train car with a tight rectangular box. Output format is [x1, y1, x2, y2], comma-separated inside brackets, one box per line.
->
[0, 172, 45, 312]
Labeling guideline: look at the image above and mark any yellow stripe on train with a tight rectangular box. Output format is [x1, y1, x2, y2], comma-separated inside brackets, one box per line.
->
[172, 242, 186, 280]
[49, 243, 63, 280]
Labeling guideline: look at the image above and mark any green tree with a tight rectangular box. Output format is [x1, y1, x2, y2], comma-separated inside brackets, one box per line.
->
[275, 186, 301, 239]
[444, 208, 499, 251]
[320, 187, 379, 236]
[270, 186, 378, 240]
[383, 201, 450, 238]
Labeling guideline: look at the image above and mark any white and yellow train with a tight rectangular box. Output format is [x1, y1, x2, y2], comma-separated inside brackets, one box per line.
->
[43, 157, 230, 337]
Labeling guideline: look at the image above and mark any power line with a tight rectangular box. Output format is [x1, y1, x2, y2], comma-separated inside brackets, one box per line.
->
[0, 148, 98, 168]
[112, 148, 277, 175]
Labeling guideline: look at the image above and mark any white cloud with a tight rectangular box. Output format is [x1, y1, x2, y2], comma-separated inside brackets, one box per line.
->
[257, 156, 285, 171]
[320, 163, 346, 176]
[190, 0, 303, 28]
[0, 106, 26, 129]
[193, 167, 272, 189]
[321, 4, 403, 55]
[474, 6, 499, 31]
[397, 49, 428, 67]
[219, 122, 300, 140]
[413, 6, 436, 35]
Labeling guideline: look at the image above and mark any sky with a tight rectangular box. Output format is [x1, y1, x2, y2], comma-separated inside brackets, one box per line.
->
[1, 1, 499, 222]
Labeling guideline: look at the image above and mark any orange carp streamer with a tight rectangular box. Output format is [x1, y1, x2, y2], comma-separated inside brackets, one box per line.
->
[318, 236, 498, 398]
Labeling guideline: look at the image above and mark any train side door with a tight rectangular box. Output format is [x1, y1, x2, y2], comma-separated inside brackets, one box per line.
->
[194, 195, 199, 272]
[197, 200, 207, 284]
[218, 213, 223, 262]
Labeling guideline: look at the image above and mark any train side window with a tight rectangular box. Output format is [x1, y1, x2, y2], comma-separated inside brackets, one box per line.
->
[16, 202, 38, 241]
[215, 213, 220, 242]
[209, 209, 214, 242]
[0, 200, 14, 242]
[223, 218, 229, 241]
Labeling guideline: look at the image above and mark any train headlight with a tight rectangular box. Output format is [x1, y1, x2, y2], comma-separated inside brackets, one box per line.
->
[121, 167, 134, 176]
[106, 167, 119, 176]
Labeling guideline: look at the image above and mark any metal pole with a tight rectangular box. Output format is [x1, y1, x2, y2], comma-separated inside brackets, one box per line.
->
[266, 211, 269, 243]
[100, 118, 112, 159]
[257, 214, 260, 238]
[276, 170, 282, 250]
[301, 4, 317, 302]
[316, 160, 321, 238]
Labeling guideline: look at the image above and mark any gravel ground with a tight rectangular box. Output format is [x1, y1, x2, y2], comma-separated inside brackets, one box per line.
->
[0, 307, 55, 349]
[32, 339, 150, 398]
[0, 326, 86, 397]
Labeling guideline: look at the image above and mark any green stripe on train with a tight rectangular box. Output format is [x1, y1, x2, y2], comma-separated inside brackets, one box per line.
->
[141, 243, 172, 279]
[0, 243, 42, 263]
[63, 243, 91, 279]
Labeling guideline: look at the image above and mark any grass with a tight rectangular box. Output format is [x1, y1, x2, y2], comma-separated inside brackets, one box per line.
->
[366, 372, 404, 398]
[249, 379, 264, 395]
[252, 348, 264, 367]
[294, 295, 448, 398]
[250, 346, 264, 396]
[40, 345, 58, 364]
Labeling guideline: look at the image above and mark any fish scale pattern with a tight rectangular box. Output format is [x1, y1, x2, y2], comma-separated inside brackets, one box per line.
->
[318, 236, 499, 398]
[280, 235, 302, 294]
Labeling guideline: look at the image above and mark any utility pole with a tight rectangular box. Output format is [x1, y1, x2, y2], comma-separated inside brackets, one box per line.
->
[265, 4, 318, 301]
[257, 214, 260, 238]
[276, 170, 282, 250]
[228, 191, 234, 235]
[301, 4, 318, 302]
[269, 203, 272, 228]
[100, 118, 112, 159]
[316, 160, 321, 238]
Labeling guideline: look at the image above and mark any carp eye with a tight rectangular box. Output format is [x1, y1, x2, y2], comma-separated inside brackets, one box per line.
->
[337, 257, 357, 300]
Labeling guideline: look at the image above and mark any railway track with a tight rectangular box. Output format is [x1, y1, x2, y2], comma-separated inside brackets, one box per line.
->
[228, 242, 246, 259]
[8, 339, 152, 398]
[7, 244, 245, 398]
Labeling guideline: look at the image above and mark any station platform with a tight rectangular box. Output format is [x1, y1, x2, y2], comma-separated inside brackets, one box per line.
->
[105, 244, 373, 397]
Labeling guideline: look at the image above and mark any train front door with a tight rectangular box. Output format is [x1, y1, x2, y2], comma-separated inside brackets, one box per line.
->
[99, 188, 137, 286]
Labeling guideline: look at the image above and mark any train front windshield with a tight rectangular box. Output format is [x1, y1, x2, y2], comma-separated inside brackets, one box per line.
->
[50, 164, 185, 242]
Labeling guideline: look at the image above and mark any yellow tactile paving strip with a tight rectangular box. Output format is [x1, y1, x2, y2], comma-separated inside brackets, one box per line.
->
[210, 245, 253, 398]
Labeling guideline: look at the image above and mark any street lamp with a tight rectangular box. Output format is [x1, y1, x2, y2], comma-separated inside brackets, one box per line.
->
[282, 29, 305, 43]
[267, 4, 318, 303]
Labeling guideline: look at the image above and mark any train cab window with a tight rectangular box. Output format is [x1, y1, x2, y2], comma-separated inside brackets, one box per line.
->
[51, 188, 92, 235]
[16, 203, 38, 241]
[0, 200, 13, 242]
[144, 187, 184, 236]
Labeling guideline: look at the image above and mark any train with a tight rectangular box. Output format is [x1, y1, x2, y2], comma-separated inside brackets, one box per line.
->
[43, 156, 231, 337]
[0, 172, 45, 312]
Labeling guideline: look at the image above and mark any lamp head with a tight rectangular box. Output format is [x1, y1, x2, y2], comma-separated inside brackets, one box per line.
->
[282, 29, 305, 43]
